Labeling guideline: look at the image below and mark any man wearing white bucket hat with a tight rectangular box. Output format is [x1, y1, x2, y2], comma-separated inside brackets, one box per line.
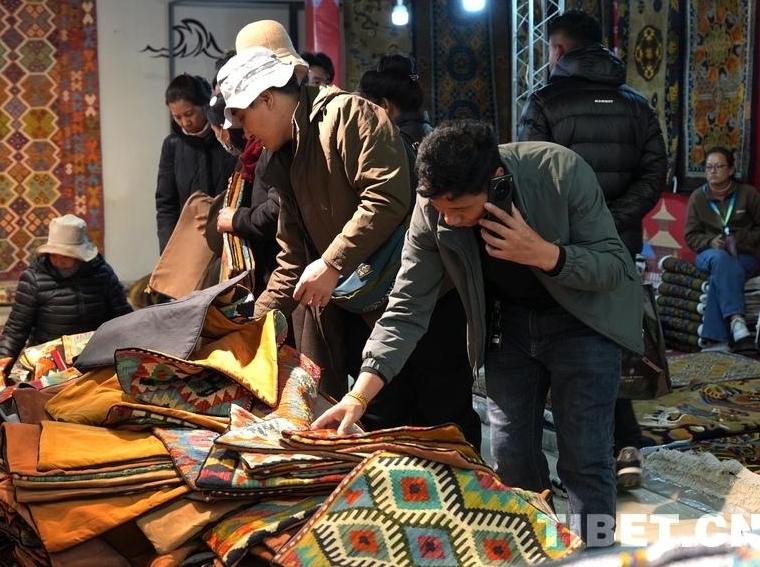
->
[217, 21, 412, 399]
[0, 215, 131, 366]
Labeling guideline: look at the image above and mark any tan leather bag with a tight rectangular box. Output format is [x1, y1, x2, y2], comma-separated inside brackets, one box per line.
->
[149, 192, 215, 299]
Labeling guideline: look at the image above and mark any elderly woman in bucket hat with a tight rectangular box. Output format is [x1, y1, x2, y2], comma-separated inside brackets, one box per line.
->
[0, 215, 132, 366]
[216, 21, 412, 399]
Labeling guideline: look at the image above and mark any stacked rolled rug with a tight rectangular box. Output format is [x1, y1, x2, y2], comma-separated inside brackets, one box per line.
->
[656, 256, 708, 352]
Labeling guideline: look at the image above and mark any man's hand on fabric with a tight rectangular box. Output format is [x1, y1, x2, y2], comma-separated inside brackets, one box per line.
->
[293, 258, 340, 308]
[479, 203, 560, 271]
[216, 207, 235, 233]
[311, 372, 385, 435]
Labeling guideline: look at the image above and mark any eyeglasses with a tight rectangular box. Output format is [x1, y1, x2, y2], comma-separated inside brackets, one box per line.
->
[705, 164, 729, 172]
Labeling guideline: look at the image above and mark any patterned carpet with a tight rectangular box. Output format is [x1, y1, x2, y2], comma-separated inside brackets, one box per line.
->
[343, 0, 412, 92]
[677, 432, 760, 474]
[667, 352, 760, 388]
[431, 0, 495, 123]
[0, 0, 104, 281]
[634, 377, 760, 446]
[684, 0, 755, 178]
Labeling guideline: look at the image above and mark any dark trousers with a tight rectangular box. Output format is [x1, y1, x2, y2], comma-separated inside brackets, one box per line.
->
[362, 290, 482, 449]
[486, 303, 620, 546]
[614, 398, 642, 452]
[291, 303, 371, 399]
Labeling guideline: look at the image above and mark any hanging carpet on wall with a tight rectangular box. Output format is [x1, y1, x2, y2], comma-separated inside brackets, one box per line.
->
[684, 0, 755, 180]
[0, 0, 104, 281]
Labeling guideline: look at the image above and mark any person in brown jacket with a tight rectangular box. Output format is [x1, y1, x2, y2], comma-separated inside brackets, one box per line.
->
[685, 146, 760, 352]
[217, 40, 412, 400]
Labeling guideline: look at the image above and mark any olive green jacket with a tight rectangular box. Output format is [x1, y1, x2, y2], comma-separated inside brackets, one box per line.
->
[363, 142, 644, 382]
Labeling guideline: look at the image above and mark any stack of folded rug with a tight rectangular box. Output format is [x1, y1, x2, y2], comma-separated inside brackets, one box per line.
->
[0, 274, 583, 566]
[656, 257, 709, 352]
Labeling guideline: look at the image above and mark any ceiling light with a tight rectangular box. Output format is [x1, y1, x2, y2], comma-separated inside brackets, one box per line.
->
[462, 0, 486, 13]
[391, 0, 409, 26]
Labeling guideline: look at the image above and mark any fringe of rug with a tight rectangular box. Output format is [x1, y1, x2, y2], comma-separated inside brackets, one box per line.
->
[645, 449, 760, 514]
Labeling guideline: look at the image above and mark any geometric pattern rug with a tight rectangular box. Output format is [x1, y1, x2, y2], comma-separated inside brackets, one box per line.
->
[0, 0, 104, 281]
[274, 452, 583, 566]
[667, 352, 760, 388]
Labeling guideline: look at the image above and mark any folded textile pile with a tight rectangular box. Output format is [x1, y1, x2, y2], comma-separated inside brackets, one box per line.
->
[273, 451, 583, 566]
[0, 272, 583, 565]
[0, 331, 91, 392]
[656, 257, 709, 352]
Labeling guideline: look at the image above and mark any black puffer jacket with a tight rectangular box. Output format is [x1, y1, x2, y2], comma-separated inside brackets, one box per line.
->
[155, 125, 238, 252]
[395, 110, 433, 149]
[518, 44, 667, 255]
[0, 255, 132, 363]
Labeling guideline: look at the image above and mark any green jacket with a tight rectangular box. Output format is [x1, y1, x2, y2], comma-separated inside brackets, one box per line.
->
[362, 142, 644, 382]
[684, 183, 760, 254]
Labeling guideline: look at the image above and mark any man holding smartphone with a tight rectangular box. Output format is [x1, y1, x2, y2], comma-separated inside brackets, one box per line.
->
[313, 120, 643, 546]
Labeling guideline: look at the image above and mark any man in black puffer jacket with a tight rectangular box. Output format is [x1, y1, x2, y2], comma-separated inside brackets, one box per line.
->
[518, 10, 667, 492]
[0, 215, 132, 365]
[518, 10, 667, 256]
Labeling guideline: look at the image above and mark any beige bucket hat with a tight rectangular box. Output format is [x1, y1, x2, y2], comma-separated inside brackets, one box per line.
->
[234, 20, 308, 69]
[37, 214, 98, 262]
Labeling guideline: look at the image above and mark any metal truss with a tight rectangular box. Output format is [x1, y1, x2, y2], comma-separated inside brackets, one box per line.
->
[511, 0, 565, 139]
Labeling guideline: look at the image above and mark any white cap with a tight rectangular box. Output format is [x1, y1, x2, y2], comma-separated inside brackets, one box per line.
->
[217, 46, 296, 129]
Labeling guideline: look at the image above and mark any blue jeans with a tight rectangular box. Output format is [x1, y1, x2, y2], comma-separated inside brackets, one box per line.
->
[485, 304, 620, 546]
[696, 249, 758, 342]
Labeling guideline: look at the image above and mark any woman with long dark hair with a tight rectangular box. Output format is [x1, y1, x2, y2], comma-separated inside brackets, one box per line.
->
[155, 74, 237, 252]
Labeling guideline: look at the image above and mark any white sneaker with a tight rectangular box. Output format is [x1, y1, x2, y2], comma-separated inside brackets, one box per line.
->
[731, 317, 751, 342]
[699, 338, 730, 352]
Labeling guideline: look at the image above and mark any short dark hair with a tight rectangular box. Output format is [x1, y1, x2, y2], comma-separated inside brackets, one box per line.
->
[705, 146, 735, 168]
[211, 50, 236, 90]
[301, 51, 335, 82]
[165, 74, 212, 107]
[416, 120, 501, 199]
[359, 54, 424, 113]
[547, 10, 602, 48]
[267, 74, 301, 97]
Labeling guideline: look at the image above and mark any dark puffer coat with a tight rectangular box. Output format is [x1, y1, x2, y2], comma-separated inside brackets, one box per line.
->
[155, 125, 238, 252]
[0, 255, 132, 363]
[518, 44, 667, 255]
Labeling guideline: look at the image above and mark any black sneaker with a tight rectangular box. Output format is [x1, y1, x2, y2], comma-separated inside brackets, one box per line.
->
[616, 446, 642, 491]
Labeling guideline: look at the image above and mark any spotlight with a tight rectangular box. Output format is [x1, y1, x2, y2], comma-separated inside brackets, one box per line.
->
[462, 0, 486, 13]
[391, 0, 409, 26]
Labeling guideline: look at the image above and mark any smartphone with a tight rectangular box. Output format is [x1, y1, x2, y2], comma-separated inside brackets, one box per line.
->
[486, 174, 514, 219]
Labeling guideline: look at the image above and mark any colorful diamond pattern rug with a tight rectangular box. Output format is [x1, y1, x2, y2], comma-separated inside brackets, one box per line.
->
[684, 0, 755, 179]
[667, 352, 760, 388]
[0, 0, 104, 281]
[274, 452, 583, 566]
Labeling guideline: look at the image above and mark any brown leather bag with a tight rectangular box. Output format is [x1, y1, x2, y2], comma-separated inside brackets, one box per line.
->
[149, 192, 216, 299]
